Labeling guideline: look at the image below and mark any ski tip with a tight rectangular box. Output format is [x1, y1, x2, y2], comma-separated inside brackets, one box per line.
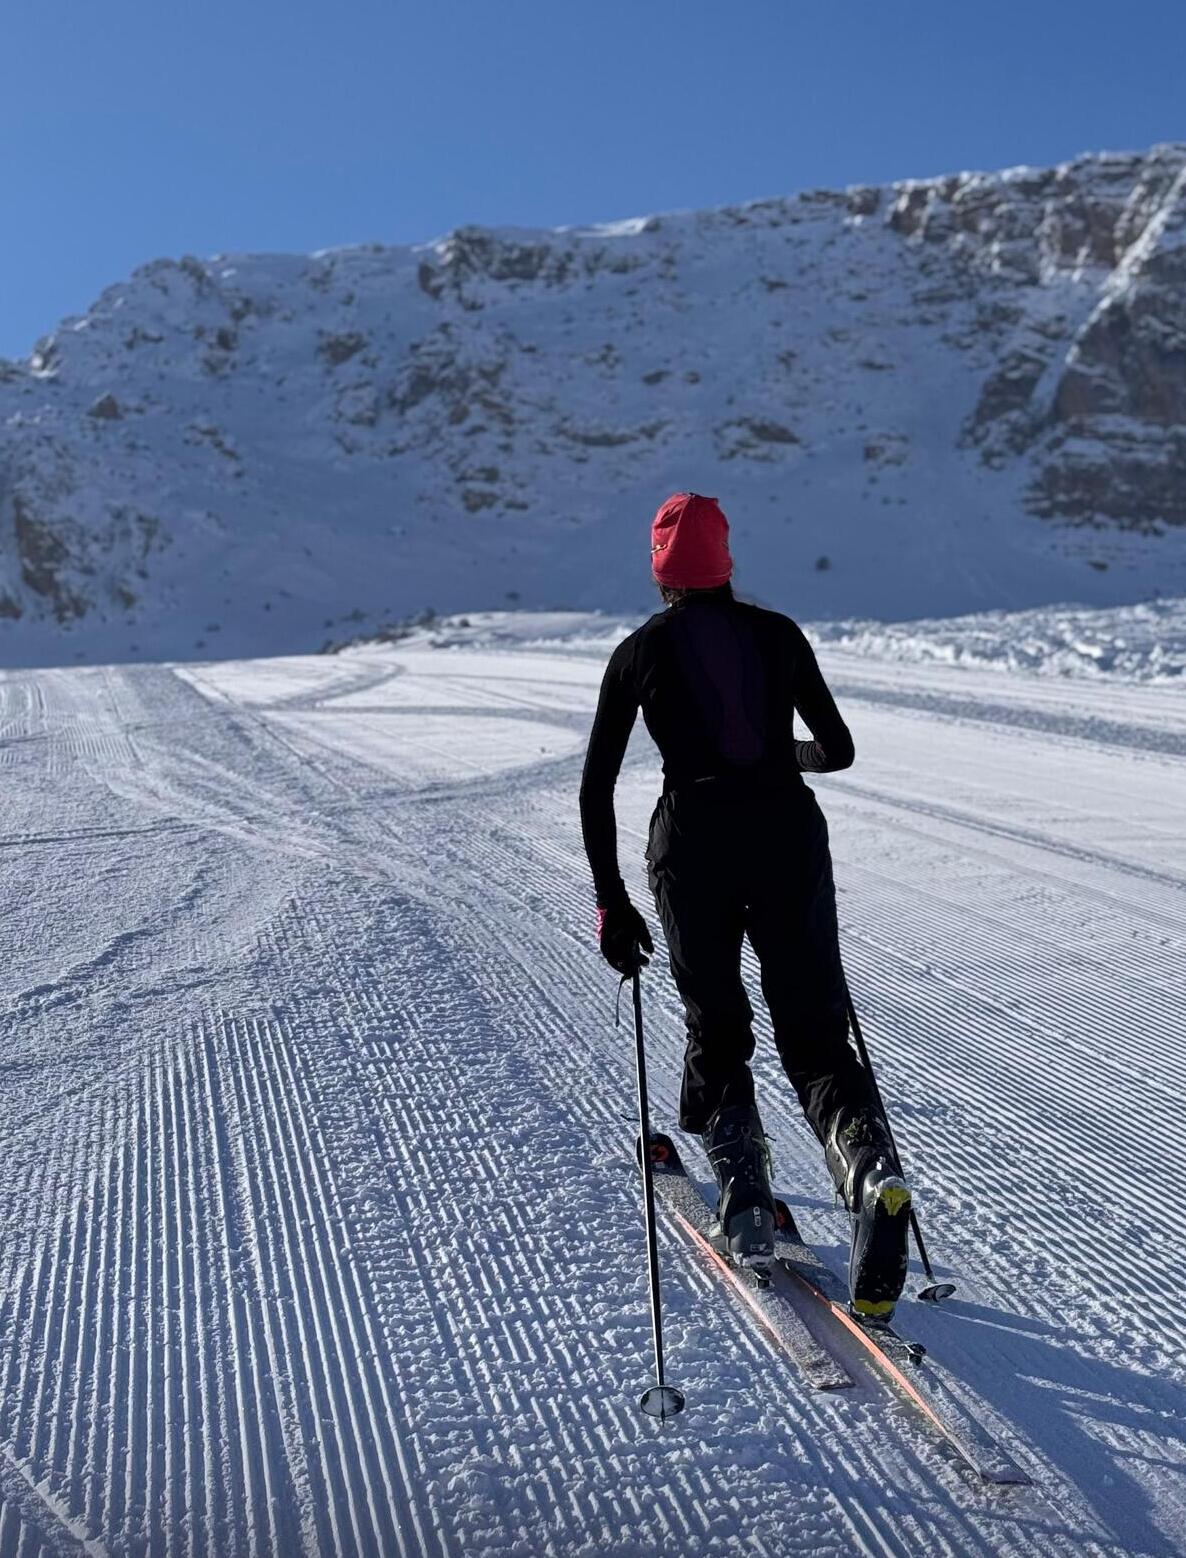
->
[815, 1372, 857, 1393]
[981, 1462, 1033, 1487]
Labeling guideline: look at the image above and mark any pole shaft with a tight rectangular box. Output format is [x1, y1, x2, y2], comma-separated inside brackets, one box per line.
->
[632, 970, 667, 1390]
[843, 984, 939, 1285]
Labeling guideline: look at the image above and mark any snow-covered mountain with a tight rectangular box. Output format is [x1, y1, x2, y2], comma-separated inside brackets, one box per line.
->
[3, 143, 1186, 666]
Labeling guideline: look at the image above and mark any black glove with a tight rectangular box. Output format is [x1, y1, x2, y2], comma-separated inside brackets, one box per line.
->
[596, 897, 655, 975]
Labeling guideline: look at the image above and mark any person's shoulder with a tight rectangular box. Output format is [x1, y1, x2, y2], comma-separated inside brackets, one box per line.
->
[622, 609, 670, 647]
[734, 599, 803, 637]
[606, 612, 664, 670]
[734, 598, 788, 623]
[735, 602, 818, 664]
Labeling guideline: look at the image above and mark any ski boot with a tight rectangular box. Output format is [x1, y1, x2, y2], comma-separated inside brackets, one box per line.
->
[703, 1103, 776, 1273]
[824, 1107, 912, 1321]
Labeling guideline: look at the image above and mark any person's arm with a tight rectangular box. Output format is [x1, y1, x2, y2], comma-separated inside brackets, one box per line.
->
[579, 639, 640, 906]
[787, 621, 855, 773]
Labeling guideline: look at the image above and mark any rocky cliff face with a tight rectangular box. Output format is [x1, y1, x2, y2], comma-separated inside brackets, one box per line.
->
[946, 149, 1186, 527]
[2, 145, 1184, 665]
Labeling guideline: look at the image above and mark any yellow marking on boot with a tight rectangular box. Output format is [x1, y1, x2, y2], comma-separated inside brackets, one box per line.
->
[853, 1298, 896, 1318]
[879, 1184, 912, 1217]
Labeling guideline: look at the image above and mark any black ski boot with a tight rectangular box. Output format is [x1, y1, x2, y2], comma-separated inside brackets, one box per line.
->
[824, 1107, 912, 1321]
[703, 1103, 776, 1271]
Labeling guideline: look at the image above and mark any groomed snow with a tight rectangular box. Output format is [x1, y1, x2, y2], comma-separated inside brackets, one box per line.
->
[1, 617, 1184, 1554]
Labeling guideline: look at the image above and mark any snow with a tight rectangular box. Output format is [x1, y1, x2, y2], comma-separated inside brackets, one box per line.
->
[2, 618, 1184, 1553]
[811, 595, 1186, 681]
[358, 596, 1186, 684]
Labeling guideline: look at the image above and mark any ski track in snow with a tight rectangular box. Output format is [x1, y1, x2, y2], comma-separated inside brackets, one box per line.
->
[0, 638, 1184, 1554]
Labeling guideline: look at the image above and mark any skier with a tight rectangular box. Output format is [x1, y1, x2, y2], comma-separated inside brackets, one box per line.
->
[580, 492, 912, 1318]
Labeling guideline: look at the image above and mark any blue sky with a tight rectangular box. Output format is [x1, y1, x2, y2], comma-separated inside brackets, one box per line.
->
[3, 0, 1183, 358]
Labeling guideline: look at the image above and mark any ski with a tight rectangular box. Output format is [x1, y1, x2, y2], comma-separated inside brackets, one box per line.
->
[768, 1199, 1031, 1485]
[642, 1135, 853, 1392]
[646, 1133, 1030, 1485]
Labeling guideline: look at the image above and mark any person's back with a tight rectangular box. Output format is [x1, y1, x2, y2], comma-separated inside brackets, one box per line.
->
[582, 592, 854, 895]
[580, 492, 912, 1320]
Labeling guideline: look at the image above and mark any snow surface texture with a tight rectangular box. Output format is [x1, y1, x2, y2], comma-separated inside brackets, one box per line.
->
[1, 622, 1185, 1554]
[3, 145, 1186, 666]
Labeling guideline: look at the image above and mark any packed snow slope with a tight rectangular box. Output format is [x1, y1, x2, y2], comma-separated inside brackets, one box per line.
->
[2, 613, 1185, 1555]
[3, 144, 1186, 666]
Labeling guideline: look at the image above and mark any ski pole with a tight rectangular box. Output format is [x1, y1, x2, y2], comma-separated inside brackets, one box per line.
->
[842, 983, 957, 1304]
[629, 965, 686, 1420]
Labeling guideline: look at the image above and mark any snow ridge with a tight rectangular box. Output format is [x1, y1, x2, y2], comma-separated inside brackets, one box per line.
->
[811, 595, 1186, 681]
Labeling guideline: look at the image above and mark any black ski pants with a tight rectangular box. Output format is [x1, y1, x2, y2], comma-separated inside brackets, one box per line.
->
[645, 779, 877, 1137]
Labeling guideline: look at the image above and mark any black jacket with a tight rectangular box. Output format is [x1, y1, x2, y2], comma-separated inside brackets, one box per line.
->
[578, 593, 854, 906]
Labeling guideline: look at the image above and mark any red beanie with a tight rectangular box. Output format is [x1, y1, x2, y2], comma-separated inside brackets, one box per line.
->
[650, 492, 733, 589]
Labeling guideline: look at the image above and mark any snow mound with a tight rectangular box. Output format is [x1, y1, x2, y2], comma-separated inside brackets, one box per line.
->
[338, 597, 1186, 683]
[810, 595, 1186, 681]
[333, 608, 636, 656]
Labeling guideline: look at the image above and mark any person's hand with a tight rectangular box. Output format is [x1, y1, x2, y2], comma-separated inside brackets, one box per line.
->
[596, 897, 654, 975]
